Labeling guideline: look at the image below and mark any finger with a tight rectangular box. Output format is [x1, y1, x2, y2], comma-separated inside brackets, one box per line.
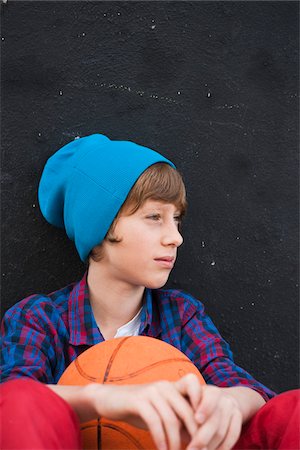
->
[187, 407, 221, 450]
[151, 391, 182, 450]
[195, 386, 221, 424]
[137, 401, 168, 450]
[165, 385, 199, 437]
[217, 409, 242, 450]
[175, 373, 203, 412]
[203, 398, 233, 450]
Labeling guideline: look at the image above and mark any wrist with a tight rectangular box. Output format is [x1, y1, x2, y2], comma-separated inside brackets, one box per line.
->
[49, 383, 106, 423]
[81, 383, 105, 422]
[221, 386, 265, 423]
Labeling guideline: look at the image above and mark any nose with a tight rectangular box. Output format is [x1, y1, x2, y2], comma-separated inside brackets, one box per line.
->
[161, 223, 183, 248]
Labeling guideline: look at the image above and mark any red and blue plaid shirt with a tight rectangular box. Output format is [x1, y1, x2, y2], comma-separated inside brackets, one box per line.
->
[1, 272, 275, 401]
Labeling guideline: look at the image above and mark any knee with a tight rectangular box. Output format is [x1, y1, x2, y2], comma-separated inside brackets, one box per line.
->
[1, 378, 47, 404]
[257, 389, 300, 425]
[1, 377, 79, 426]
[266, 389, 300, 413]
[1, 378, 81, 449]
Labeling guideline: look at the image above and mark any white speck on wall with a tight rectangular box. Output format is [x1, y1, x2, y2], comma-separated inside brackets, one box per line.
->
[177, 91, 181, 95]
[1, 37, 5, 41]
[117, 12, 121, 15]
[32, 204, 36, 208]
[236, 236, 240, 240]
[215, 103, 243, 110]
[38, 132, 41, 137]
[211, 261, 216, 266]
[251, 302, 255, 306]
[240, 306, 244, 310]
[201, 241, 205, 247]
[151, 25, 156, 29]
[74, 136, 80, 140]
[98, 81, 180, 105]
[59, 90, 63, 96]
[207, 92, 211, 98]
[82, 32, 86, 36]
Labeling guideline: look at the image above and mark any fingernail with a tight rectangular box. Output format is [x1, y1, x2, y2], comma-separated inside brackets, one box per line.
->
[196, 412, 205, 423]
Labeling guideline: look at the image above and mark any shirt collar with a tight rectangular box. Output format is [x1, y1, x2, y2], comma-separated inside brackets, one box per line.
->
[139, 288, 161, 338]
[68, 272, 162, 346]
[68, 271, 103, 346]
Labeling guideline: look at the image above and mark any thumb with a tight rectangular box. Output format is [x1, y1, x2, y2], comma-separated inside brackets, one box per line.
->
[175, 373, 203, 412]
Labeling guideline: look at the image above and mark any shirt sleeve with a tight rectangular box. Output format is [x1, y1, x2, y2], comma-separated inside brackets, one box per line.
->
[181, 302, 276, 402]
[1, 296, 59, 384]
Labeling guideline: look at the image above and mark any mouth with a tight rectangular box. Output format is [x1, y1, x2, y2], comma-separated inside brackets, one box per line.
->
[154, 257, 175, 269]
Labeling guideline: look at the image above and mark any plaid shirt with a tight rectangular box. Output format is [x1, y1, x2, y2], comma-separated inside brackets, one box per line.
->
[1, 272, 275, 401]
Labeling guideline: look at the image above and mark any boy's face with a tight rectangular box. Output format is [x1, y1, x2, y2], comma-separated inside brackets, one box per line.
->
[99, 199, 183, 289]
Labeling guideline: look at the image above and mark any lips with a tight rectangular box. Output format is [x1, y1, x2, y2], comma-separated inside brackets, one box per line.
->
[154, 256, 175, 268]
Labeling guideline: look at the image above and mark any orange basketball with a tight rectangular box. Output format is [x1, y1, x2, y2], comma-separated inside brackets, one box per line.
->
[58, 336, 205, 450]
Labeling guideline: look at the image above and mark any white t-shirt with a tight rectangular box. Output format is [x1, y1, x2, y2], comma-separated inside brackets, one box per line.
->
[113, 307, 142, 338]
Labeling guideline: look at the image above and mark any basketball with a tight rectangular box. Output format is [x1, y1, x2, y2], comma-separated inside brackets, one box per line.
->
[58, 336, 205, 450]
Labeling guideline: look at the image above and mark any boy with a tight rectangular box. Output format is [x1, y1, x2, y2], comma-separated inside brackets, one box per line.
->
[1, 134, 299, 450]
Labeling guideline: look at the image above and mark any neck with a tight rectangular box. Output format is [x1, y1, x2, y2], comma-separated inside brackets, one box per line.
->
[87, 261, 145, 331]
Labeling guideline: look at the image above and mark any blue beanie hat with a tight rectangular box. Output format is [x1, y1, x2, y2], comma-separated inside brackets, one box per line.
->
[38, 134, 175, 262]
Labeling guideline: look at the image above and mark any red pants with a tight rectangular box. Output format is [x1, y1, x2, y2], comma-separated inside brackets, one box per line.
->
[1, 379, 299, 449]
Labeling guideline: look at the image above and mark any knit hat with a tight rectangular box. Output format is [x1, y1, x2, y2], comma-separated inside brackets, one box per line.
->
[38, 133, 175, 262]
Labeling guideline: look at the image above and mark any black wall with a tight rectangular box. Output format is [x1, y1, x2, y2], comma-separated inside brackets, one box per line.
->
[1, 1, 299, 394]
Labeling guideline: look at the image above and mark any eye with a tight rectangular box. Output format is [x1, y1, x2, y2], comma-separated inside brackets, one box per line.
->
[146, 214, 161, 221]
[174, 215, 183, 229]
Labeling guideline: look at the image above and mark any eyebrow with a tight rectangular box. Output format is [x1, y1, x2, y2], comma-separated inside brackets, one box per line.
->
[140, 204, 181, 215]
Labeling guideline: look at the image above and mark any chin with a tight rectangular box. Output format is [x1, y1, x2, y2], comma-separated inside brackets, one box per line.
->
[145, 277, 169, 290]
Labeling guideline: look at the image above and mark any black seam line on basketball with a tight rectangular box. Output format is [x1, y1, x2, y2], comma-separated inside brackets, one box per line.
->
[74, 357, 99, 382]
[81, 421, 98, 431]
[103, 336, 132, 384]
[72, 337, 133, 383]
[105, 358, 196, 382]
[73, 354, 196, 383]
[101, 424, 144, 449]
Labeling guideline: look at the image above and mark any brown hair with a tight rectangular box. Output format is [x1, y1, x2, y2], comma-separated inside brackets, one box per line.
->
[89, 163, 187, 263]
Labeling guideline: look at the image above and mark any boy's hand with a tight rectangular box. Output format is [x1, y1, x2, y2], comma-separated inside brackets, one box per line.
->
[187, 385, 243, 450]
[86, 373, 202, 450]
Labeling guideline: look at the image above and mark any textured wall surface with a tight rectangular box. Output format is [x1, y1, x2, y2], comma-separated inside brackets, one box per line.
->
[1, 1, 299, 393]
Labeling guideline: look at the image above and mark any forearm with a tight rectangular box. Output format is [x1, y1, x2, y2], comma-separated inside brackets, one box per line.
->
[49, 375, 201, 450]
[220, 386, 266, 423]
[48, 383, 101, 423]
